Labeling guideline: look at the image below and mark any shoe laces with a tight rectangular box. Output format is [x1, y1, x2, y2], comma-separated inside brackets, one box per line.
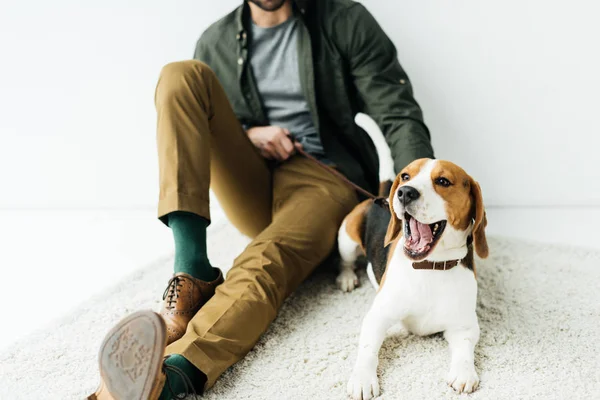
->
[162, 276, 185, 310]
[162, 358, 198, 399]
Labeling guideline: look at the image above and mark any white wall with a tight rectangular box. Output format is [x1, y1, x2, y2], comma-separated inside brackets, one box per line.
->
[383, 0, 600, 207]
[1, 0, 598, 209]
[0, 0, 238, 209]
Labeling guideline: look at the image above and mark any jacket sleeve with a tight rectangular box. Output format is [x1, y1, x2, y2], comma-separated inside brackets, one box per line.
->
[193, 35, 210, 63]
[340, 3, 434, 172]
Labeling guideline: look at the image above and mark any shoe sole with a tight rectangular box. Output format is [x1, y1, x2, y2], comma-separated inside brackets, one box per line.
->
[89, 310, 167, 400]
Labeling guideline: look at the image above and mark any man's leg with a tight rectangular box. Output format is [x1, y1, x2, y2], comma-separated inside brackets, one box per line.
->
[155, 60, 274, 343]
[166, 156, 358, 390]
[155, 60, 278, 397]
[88, 60, 275, 400]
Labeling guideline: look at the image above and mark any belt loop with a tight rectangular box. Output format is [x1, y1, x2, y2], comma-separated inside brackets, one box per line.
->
[443, 261, 447, 271]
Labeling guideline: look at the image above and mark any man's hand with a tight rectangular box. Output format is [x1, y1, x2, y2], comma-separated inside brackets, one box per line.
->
[247, 126, 302, 161]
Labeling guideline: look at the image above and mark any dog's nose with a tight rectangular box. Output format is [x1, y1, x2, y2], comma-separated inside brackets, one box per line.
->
[397, 186, 420, 206]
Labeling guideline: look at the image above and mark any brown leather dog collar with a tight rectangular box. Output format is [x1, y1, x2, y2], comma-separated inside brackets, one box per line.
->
[412, 237, 473, 271]
[412, 259, 461, 270]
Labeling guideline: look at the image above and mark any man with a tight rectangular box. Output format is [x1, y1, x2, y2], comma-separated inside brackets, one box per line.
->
[88, 0, 434, 399]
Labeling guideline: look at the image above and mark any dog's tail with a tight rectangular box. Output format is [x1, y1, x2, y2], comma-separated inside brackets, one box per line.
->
[354, 113, 396, 196]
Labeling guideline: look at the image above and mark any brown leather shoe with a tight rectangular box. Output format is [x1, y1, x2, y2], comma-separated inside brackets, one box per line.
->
[87, 311, 167, 400]
[160, 269, 224, 345]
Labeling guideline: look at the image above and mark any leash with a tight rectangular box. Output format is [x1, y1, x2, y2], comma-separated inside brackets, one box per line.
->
[292, 139, 379, 201]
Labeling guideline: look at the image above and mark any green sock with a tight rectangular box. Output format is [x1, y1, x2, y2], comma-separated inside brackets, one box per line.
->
[168, 211, 218, 282]
[159, 354, 206, 399]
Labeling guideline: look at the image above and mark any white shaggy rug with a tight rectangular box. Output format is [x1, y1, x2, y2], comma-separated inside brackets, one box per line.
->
[1, 220, 599, 400]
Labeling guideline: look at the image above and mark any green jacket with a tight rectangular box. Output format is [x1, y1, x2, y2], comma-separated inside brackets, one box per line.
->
[194, 0, 434, 195]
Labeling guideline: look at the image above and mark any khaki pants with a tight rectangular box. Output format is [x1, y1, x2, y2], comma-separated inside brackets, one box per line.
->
[155, 60, 358, 389]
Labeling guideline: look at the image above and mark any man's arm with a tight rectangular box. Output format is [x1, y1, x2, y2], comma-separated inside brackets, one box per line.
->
[339, 3, 434, 172]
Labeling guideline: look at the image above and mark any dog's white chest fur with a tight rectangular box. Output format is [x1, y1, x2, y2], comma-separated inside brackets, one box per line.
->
[350, 250, 481, 400]
[374, 247, 478, 337]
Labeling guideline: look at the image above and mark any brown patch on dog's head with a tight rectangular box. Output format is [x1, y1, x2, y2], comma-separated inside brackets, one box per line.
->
[431, 161, 488, 258]
[399, 158, 430, 183]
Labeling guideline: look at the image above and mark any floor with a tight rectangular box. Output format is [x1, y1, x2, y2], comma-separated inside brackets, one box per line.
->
[1, 206, 598, 354]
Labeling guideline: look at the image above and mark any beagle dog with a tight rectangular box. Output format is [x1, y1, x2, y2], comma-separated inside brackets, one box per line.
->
[338, 114, 488, 399]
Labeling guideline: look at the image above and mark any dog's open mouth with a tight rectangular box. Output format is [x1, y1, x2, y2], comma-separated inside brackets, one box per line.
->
[403, 212, 447, 259]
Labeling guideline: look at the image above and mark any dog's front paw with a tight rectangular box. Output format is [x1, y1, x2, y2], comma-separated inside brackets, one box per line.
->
[347, 367, 380, 400]
[446, 364, 479, 393]
[337, 269, 359, 292]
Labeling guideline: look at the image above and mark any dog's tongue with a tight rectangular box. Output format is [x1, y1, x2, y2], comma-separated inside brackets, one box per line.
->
[408, 217, 433, 252]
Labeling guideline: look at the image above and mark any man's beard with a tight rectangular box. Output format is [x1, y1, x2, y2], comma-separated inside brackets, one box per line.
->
[248, 0, 288, 12]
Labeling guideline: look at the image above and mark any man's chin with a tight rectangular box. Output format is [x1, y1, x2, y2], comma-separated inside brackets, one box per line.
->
[248, 0, 288, 12]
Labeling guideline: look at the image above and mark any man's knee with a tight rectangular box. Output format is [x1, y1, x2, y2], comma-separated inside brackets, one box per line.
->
[156, 60, 214, 102]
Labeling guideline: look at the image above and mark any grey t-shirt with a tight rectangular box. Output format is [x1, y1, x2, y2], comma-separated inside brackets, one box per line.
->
[249, 17, 327, 159]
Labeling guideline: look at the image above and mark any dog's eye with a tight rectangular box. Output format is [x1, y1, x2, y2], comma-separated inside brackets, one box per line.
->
[435, 177, 452, 187]
[401, 173, 410, 182]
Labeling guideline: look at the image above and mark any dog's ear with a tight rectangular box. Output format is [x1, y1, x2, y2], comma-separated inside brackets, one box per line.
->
[384, 175, 402, 247]
[469, 178, 488, 258]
